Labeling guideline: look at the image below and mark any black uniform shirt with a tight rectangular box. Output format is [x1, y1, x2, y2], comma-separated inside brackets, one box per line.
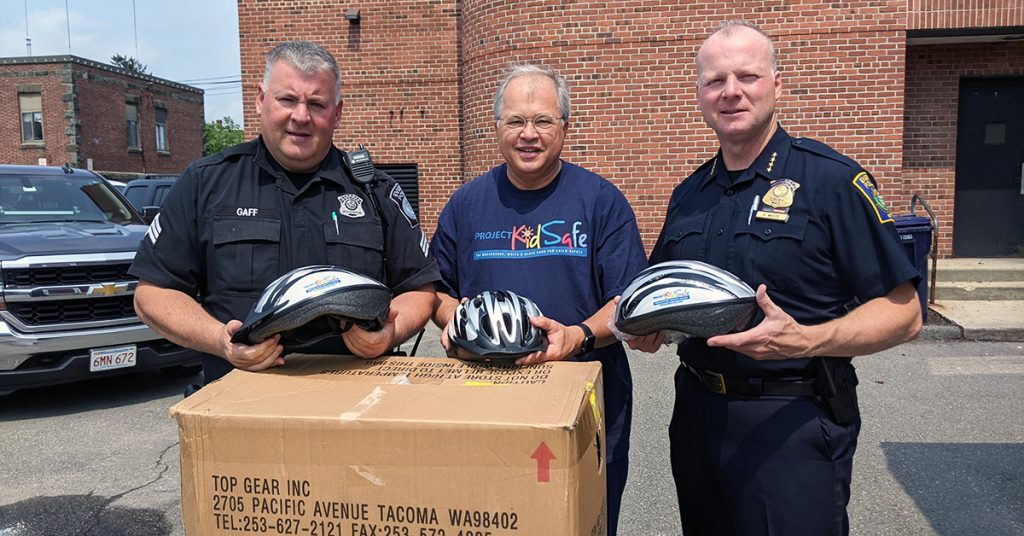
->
[649, 125, 918, 376]
[129, 138, 440, 379]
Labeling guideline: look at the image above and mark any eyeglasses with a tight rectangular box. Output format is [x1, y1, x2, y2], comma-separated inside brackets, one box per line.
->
[499, 115, 563, 133]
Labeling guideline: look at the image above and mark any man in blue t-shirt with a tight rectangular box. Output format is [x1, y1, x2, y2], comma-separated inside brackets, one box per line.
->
[430, 63, 647, 536]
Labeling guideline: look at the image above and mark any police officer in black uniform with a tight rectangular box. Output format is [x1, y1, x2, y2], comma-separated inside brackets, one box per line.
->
[130, 41, 439, 386]
[630, 21, 922, 535]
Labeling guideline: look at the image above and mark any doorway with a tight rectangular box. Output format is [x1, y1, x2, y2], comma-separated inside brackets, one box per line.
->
[953, 77, 1024, 257]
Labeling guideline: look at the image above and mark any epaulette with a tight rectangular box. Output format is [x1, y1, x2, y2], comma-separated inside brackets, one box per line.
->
[791, 137, 859, 169]
[194, 139, 259, 169]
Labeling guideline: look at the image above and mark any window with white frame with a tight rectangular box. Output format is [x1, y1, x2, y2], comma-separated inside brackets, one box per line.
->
[155, 107, 168, 151]
[20, 93, 43, 143]
[126, 103, 140, 149]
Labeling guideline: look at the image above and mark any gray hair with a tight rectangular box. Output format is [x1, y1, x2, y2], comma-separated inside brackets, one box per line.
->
[492, 63, 570, 122]
[697, 20, 778, 85]
[262, 41, 342, 104]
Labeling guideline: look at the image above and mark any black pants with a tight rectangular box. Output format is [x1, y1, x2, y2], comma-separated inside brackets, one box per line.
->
[669, 365, 860, 535]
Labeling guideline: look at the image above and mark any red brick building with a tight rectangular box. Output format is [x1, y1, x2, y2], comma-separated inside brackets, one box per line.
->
[0, 55, 203, 176]
[238, 0, 1024, 258]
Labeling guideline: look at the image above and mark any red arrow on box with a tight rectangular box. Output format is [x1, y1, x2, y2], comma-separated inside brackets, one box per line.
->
[531, 442, 556, 483]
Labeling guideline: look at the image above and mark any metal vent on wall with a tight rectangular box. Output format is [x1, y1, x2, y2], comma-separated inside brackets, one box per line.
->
[377, 163, 420, 218]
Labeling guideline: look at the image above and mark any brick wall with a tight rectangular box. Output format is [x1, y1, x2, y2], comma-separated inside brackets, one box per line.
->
[907, 0, 1024, 29]
[0, 64, 74, 166]
[237, 1, 1021, 256]
[237, 0, 462, 233]
[74, 64, 204, 174]
[461, 0, 907, 248]
[903, 41, 1024, 257]
[0, 57, 203, 174]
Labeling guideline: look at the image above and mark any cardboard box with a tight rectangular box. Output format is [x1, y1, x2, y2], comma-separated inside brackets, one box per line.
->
[171, 355, 607, 536]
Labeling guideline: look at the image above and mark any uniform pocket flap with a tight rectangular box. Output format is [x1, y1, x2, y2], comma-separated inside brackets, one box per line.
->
[324, 220, 383, 251]
[213, 217, 280, 244]
[665, 213, 708, 242]
[740, 213, 809, 241]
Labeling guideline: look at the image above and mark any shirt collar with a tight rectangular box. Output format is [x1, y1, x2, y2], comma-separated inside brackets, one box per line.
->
[253, 136, 347, 188]
[700, 124, 792, 190]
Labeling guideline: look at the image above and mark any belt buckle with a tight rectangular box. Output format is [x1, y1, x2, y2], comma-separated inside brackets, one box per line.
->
[704, 370, 727, 395]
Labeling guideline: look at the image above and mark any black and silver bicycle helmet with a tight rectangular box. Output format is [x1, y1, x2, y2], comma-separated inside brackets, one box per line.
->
[615, 260, 756, 338]
[448, 290, 547, 361]
[231, 265, 392, 347]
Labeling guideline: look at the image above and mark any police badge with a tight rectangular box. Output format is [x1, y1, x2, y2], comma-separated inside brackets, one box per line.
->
[338, 194, 365, 218]
[756, 179, 800, 222]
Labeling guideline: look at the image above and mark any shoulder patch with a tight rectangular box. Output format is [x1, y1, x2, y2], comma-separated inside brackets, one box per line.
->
[851, 172, 893, 224]
[388, 183, 419, 228]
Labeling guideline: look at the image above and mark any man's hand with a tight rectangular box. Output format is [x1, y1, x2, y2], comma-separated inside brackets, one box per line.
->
[705, 284, 810, 360]
[221, 320, 285, 371]
[610, 295, 668, 353]
[342, 309, 399, 359]
[626, 332, 667, 353]
[437, 296, 467, 358]
[515, 316, 583, 366]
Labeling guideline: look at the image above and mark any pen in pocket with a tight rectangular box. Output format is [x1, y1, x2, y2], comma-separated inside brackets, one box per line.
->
[332, 211, 339, 235]
[748, 195, 759, 225]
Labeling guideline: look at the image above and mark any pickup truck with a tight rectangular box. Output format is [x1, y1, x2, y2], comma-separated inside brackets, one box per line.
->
[0, 164, 199, 394]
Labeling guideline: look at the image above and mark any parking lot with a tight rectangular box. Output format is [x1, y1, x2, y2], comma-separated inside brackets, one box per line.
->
[1, 334, 1022, 535]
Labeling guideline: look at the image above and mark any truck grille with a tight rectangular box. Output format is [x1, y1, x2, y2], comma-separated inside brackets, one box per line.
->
[7, 295, 137, 325]
[3, 263, 135, 287]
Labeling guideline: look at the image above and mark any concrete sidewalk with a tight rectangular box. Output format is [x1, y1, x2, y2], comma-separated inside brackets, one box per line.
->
[918, 258, 1024, 343]
[923, 301, 1024, 342]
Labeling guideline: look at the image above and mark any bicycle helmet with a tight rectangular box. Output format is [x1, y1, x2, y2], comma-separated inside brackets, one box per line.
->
[615, 260, 756, 339]
[231, 265, 392, 347]
[448, 290, 547, 361]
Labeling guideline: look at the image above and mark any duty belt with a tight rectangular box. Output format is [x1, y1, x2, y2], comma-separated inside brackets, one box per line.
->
[682, 362, 818, 397]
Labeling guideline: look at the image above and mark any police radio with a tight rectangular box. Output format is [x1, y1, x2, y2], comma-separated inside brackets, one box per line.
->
[343, 144, 388, 285]
[344, 145, 377, 186]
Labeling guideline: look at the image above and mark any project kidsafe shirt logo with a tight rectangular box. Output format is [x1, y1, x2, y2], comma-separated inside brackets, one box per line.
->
[473, 219, 588, 261]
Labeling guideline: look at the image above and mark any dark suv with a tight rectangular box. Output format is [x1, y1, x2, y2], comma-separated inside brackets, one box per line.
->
[0, 165, 199, 394]
[123, 175, 178, 212]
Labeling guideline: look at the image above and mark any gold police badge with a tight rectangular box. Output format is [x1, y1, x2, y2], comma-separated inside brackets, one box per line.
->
[756, 179, 800, 222]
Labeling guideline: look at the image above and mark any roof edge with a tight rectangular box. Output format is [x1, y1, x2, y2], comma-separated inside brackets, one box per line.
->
[0, 54, 203, 94]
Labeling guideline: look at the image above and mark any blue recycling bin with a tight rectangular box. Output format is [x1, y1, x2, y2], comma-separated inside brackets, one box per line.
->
[893, 215, 932, 322]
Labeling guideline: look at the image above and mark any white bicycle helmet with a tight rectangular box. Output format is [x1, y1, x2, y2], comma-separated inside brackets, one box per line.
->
[231, 265, 392, 347]
[615, 260, 756, 338]
[448, 290, 547, 361]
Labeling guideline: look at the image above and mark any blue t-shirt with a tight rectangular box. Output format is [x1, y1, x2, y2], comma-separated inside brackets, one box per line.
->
[431, 161, 648, 463]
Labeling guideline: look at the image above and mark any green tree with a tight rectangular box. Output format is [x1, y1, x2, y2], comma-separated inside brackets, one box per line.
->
[204, 116, 244, 155]
[110, 54, 149, 74]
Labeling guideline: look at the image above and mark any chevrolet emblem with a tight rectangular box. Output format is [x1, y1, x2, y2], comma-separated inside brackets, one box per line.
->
[88, 283, 128, 296]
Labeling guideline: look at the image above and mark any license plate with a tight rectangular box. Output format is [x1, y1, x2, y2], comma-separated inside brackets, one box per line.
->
[89, 344, 137, 372]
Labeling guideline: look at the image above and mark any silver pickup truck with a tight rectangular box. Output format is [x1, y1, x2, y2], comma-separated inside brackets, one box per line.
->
[0, 164, 199, 395]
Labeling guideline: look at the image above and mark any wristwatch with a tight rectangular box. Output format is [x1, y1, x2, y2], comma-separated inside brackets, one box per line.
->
[574, 323, 596, 356]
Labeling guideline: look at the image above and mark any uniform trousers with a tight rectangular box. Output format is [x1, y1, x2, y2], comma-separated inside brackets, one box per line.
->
[669, 364, 860, 536]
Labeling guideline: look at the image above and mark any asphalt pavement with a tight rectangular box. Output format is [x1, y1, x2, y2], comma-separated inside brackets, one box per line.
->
[1, 329, 1021, 536]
